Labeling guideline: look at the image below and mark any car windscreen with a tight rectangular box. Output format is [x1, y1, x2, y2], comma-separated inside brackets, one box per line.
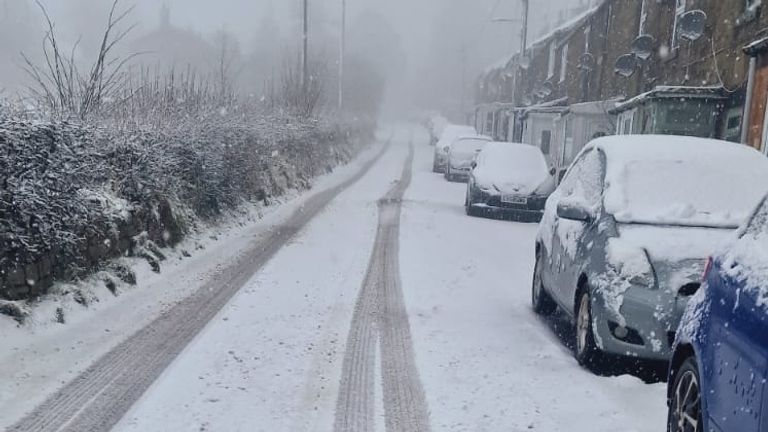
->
[479, 146, 549, 186]
[610, 158, 768, 228]
[451, 139, 487, 157]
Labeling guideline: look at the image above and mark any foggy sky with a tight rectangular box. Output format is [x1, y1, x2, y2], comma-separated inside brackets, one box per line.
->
[2, 0, 582, 117]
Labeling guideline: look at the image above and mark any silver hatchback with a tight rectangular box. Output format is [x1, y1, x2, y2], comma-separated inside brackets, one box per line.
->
[532, 135, 768, 367]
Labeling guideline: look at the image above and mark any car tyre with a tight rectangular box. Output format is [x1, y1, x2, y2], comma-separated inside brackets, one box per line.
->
[465, 185, 479, 217]
[432, 160, 441, 173]
[668, 357, 703, 432]
[532, 253, 557, 315]
[574, 289, 604, 368]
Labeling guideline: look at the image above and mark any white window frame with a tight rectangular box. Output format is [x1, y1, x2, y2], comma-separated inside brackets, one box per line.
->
[639, 0, 648, 36]
[671, 0, 686, 49]
[547, 42, 556, 78]
[559, 43, 569, 83]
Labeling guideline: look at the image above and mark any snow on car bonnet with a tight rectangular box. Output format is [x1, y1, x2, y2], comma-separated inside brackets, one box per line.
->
[593, 135, 768, 228]
[474, 143, 550, 193]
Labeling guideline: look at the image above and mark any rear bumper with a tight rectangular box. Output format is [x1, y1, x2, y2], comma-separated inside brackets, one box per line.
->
[469, 190, 547, 222]
[446, 166, 472, 182]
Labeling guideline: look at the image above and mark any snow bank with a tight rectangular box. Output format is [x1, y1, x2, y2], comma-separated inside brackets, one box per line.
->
[0, 116, 372, 301]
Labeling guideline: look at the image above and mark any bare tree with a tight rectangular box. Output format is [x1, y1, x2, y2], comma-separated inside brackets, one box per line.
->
[21, 0, 137, 120]
[279, 59, 326, 118]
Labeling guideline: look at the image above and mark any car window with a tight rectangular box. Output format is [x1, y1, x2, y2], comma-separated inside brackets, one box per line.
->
[557, 149, 604, 208]
[744, 198, 768, 239]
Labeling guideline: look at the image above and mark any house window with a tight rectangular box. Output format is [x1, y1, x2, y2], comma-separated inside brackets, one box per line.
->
[743, 0, 762, 23]
[548, 42, 556, 78]
[672, 0, 686, 49]
[486, 112, 494, 134]
[540, 130, 552, 155]
[559, 43, 569, 83]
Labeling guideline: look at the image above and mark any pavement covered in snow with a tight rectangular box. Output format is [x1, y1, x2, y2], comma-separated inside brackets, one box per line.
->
[5, 125, 667, 431]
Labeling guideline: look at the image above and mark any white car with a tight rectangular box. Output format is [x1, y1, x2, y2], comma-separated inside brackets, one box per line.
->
[433, 125, 477, 173]
[445, 135, 491, 182]
[466, 142, 555, 221]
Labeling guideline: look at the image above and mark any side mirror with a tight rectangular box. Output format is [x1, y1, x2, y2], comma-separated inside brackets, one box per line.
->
[471, 161, 478, 169]
[557, 201, 592, 222]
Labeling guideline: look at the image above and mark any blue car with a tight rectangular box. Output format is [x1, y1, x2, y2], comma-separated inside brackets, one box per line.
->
[668, 195, 768, 432]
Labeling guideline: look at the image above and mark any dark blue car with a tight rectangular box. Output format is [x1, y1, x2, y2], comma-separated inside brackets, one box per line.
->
[668, 196, 768, 432]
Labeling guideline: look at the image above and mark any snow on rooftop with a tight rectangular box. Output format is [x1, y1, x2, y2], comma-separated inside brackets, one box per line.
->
[529, 3, 603, 50]
[612, 86, 725, 112]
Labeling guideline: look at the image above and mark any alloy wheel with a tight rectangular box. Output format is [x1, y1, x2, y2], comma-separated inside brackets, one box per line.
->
[670, 367, 702, 432]
[576, 294, 590, 356]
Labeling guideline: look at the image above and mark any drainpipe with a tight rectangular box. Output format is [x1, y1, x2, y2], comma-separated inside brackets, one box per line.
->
[742, 56, 757, 145]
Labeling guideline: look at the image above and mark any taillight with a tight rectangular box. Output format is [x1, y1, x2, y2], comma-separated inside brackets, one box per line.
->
[702, 256, 713, 281]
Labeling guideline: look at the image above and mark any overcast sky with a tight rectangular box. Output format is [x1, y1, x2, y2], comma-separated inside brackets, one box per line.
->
[4, 0, 584, 117]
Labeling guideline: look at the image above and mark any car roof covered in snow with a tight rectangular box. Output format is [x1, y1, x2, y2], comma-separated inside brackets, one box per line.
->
[584, 134, 760, 165]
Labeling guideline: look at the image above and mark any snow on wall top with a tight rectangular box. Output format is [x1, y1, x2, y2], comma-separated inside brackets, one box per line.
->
[586, 135, 768, 228]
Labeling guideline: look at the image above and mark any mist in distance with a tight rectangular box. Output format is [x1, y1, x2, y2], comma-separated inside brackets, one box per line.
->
[0, 0, 583, 118]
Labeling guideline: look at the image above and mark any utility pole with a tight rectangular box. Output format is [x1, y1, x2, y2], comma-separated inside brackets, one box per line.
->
[338, 0, 346, 111]
[460, 46, 467, 118]
[302, 0, 309, 92]
[521, 0, 529, 54]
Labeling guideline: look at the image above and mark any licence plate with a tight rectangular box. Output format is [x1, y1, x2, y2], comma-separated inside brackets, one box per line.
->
[501, 195, 527, 205]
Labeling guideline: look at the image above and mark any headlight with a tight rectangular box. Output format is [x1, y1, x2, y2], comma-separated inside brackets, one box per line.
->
[606, 241, 656, 288]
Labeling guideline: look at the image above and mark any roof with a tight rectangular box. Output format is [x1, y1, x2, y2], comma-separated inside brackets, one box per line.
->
[518, 97, 569, 117]
[478, 1, 604, 80]
[610, 86, 726, 113]
[744, 35, 768, 56]
[528, 3, 603, 50]
[567, 98, 624, 115]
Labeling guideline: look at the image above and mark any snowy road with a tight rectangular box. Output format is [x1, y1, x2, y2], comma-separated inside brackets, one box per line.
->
[9, 125, 667, 431]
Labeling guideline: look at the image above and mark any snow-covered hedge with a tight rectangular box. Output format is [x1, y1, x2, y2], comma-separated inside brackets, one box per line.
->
[0, 115, 372, 300]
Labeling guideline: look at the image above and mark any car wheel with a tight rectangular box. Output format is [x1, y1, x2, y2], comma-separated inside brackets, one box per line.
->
[532, 252, 557, 315]
[668, 357, 703, 432]
[465, 185, 478, 216]
[574, 289, 603, 367]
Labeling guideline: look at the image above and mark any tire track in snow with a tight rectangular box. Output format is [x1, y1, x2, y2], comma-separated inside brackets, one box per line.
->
[334, 138, 430, 432]
[8, 140, 392, 432]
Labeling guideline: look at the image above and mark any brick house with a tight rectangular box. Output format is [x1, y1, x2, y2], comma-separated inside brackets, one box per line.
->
[475, 0, 768, 173]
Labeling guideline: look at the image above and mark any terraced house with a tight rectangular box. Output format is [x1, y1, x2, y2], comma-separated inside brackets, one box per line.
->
[475, 0, 768, 178]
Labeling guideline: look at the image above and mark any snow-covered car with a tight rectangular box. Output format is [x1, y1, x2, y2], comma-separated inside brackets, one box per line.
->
[532, 135, 768, 368]
[465, 142, 555, 221]
[668, 193, 768, 432]
[427, 115, 448, 146]
[444, 135, 491, 182]
[433, 125, 477, 173]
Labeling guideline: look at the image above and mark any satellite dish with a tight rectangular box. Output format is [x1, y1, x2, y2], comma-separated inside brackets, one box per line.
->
[541, 81, 555, 96]
[678, 10, 707, 42]
[615, 54, 637, 77]
[579, 53, 595, 70]
[631, 35, 655, 60]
